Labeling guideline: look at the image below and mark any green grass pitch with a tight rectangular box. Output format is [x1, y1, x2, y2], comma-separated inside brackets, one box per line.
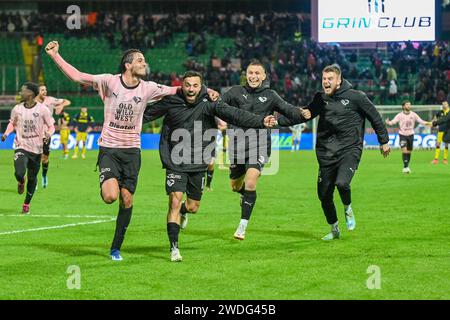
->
[0, 149, 449, 299]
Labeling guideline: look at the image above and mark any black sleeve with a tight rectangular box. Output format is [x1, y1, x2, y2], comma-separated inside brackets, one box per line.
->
[271, 90, 303, 122]
[221, 87, 234, 105]
[433, 113, 450, 126]
[70, 114, 79, 126]
[356, 91, 390, 145]
[143, 99, 171, 124]
[204, 99, 265, 128]
[277, 92, 323, 126]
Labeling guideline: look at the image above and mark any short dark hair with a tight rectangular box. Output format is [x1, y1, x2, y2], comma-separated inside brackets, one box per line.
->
[247, 59, 265, 71]
[23, 82, 39, 97]
[322, 64, 342, 77]
[182, 70, 203, 83]
[119, 49, 143, 74]
[402, 100, 411, 107]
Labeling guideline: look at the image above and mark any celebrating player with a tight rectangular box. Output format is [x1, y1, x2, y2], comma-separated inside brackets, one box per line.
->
[143, 71, 277, 261]
[278, 64, 390, 240]
[35, 84, 71, 188]
[221, 59, 310, 240]
[1, 82, 55, 213]
[46, 40, 187, 261]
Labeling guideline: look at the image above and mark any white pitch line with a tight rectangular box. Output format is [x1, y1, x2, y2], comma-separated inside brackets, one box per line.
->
[0, 214, 115, 219]
[0, 218, 115, 236]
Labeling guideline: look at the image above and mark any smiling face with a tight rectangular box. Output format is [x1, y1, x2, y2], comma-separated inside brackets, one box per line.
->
[38, 85, 47, 99]
[246, 64, 266, 89]
[182, 76, 202, 104]
[322, 71, 341, 96]
[125, 52, 148, 78]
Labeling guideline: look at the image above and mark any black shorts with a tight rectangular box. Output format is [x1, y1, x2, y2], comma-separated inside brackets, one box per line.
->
[165, 170, 205, 201]
[229, 156, 267, 180]
[43, 139, 50, 156]
[399, 134, 414, 151]
[14, 149, 42, 178]
[97, 147, 141, 194]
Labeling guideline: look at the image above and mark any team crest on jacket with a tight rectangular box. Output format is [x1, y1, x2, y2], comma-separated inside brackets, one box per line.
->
[341, 99, 350, 106]
[258, 97, 268, 103]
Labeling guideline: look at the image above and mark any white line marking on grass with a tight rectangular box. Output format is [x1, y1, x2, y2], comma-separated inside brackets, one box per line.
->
[0, 218, 115, 236]
[0, 214, 115, 219]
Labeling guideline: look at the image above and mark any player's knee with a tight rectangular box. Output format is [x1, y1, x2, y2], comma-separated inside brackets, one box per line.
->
[102, 191, 118, 204]
[244, 180, 257, 190]
[15, 172, 25, 182]
[186, 203, 199, 213]
[335, 181, 350, 192]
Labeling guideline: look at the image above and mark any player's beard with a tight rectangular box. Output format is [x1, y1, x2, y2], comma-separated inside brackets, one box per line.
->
[185, 91, 199, 103]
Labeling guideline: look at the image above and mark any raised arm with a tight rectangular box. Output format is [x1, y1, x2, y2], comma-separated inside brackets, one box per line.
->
[45, 41, 95, 86]
[54, 98, 71, 115]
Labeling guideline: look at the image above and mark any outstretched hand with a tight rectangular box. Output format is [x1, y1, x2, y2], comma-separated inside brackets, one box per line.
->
[299, 107, 311, 120]
[380, 143, 390, 158]
[263, 115, 277, 128]
[45, 41, 59, 57]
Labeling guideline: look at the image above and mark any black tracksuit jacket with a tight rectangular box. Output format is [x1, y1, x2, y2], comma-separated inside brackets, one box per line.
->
[278, 79, 389, 166]
[143, 86, 267, 172]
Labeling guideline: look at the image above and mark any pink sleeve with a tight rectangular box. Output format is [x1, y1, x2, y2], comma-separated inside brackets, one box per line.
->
[145, 82, 178, 101]
[92, 74, 113, 101]
[390, 113, 400, 125]
[52, 97, 64, 105]
[415, 113, 427, 125]
[4, 108, 18, 136]
[52, 53, 95, 86]
[4, 122, 15, 136]
[43, 108, 55, 136]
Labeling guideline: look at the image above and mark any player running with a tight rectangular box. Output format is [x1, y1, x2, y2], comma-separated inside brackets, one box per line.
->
[278, 64, 390, 240]
[143, 71, 277, 262]
[1, 82, 55, 213]
[45, 40, 219, 261]
[221, 59, 310, 240]
[35, 84, 71, 188]
[385, 101, 431, 173]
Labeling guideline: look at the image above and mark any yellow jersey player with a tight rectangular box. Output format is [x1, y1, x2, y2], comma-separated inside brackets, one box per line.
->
[432, 101, 449, 165]
[58, 112, 71, 159]
[72, 107, 94, 159]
